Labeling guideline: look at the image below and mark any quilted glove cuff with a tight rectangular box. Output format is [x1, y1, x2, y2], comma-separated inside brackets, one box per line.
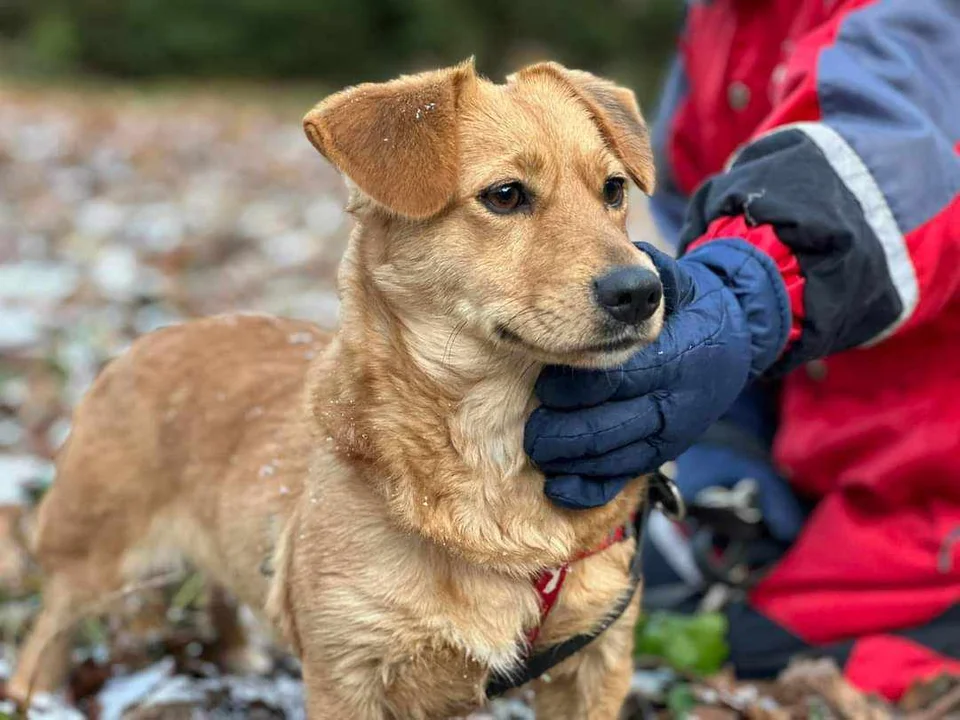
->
[678, 238, 792, 378]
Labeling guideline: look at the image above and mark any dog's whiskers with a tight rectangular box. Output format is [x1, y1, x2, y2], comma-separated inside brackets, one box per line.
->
[441, 318, 470, 367]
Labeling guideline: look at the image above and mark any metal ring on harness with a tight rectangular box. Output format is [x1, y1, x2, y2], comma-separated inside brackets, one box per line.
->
[649, 461, 686, 522]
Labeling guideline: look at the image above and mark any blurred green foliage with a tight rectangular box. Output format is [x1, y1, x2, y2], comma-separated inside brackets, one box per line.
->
[666, 684, 697, 719]
[0, 0, 682, 103]
[635, 611, 731, 676]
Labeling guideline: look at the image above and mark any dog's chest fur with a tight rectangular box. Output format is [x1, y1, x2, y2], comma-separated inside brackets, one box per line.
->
[287, 466, 542, 667]
[263, 334, 640, 698]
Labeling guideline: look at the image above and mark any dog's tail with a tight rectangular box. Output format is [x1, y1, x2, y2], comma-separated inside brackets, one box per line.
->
[265, 507, 303, 657]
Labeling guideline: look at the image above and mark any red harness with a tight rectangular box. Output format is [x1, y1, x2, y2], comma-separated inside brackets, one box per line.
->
[487, 470, 683, 698]
[526, 518, 634, 645]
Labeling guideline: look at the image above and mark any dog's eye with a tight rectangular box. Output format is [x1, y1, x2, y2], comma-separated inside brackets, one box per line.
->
[603, 177, 626, 208]
[479, 182, 529, 214]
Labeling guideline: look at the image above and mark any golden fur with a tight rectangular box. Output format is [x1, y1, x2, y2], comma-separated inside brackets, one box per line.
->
[11, 59, 663, 719]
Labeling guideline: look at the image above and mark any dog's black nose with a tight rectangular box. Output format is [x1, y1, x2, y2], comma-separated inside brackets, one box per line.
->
[593, 267, 663, 325]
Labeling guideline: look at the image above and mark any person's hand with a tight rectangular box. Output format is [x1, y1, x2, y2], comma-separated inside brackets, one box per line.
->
[524, 239, 791, 510]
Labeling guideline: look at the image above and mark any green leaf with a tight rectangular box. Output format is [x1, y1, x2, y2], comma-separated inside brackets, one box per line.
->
[807, 697, 830, 720]
[665, 632, 700, 673]
[170, 572, 205, 612]
[78, 616, 108, 648]
[666, 683, 696, 719]
[634, 610, 730, 676]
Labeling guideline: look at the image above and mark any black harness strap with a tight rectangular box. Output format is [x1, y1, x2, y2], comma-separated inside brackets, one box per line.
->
[486, 471, 683, 698]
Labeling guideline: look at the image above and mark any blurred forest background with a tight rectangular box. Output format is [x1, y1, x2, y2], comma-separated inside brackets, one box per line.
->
[0, 0, 682, 104]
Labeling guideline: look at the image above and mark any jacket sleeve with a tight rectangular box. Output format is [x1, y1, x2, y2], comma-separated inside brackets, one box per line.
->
[679, 0, 960, 374]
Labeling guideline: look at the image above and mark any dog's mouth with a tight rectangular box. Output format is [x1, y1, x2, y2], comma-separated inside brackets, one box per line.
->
[494, 323, 645, 357]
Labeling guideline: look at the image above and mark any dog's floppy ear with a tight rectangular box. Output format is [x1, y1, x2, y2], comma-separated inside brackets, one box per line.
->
[303, 60, 475, 218]
[511, 62, 655, 194]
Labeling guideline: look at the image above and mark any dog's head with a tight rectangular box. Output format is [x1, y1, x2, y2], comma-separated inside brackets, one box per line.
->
[304, 59, 663, 369]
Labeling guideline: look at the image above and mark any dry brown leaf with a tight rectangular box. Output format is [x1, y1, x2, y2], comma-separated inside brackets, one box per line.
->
[901, 674, 960, 714]
[778, 658, 892, 720]
[688, 706, 739, 720]
[905, 683, 960, 720]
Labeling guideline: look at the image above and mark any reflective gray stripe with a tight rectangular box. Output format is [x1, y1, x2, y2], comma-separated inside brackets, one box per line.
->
[725, 122, 919, 345]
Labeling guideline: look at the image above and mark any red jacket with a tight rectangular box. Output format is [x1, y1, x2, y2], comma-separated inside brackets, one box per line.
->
[649, 0, 960, 699]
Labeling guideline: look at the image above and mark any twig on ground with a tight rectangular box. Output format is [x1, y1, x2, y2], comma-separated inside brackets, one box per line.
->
[907, 683, 960, 720]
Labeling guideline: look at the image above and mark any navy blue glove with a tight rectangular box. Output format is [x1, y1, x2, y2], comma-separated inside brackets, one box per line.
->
[525, 238, 791, 510]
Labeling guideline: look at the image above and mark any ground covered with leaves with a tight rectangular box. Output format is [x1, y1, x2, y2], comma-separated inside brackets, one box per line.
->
[0, 82, 957, 719]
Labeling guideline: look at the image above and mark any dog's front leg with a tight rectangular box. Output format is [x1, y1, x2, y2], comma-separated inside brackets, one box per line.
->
[302, 663, 389, 720]
[531, 592, 639, 720]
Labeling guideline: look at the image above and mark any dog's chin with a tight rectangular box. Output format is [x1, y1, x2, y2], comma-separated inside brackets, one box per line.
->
[566, 342, 648, 370]
[491, 322, 658, 369]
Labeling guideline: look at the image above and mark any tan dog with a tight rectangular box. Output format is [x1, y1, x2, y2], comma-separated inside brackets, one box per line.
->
[10, 59, 665, 719]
